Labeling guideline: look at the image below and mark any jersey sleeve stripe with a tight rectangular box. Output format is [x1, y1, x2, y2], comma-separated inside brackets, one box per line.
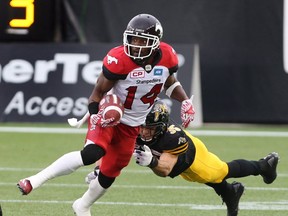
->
[163, 142, 188, 155]
[103, 66, 127, 80]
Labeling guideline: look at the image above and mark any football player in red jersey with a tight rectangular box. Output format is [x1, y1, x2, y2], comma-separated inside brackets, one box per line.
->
[133, 101, 279, 216]
[17, 14, 195, 215]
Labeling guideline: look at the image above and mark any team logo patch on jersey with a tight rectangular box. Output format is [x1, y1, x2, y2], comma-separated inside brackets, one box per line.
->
[178, 137, 187, 145]
[107, 55, 118, 64]
[130, 69, 145, 78]
[154, 69, 163, 76]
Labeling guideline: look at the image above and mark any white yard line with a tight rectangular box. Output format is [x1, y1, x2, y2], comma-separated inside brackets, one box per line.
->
[0, 167, 288, 177]
[0, 199, 288, 210]
[1, 126, 288, 137]
[1, 127, 287, 212]
[0, 127, 85, 134]
[1, 182, 288, 191]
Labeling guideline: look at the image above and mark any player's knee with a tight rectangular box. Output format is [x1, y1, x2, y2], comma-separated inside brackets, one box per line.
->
[81, 144, 105, 165]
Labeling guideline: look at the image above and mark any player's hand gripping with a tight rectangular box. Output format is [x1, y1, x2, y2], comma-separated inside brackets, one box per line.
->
[181, 95, 195, 128]
[90, 108, 118, 128]
[133, 145, 158, 168]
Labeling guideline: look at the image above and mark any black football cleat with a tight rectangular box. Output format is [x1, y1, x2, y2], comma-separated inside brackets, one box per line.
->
[259, 152, 279, 184]
[221, 181, 245, 216]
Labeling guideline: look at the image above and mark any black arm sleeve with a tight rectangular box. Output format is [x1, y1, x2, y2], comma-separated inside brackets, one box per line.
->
[88, 102, 99, 114]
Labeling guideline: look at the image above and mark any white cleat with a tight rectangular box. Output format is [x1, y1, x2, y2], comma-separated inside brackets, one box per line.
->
[72, 198, 91, 216]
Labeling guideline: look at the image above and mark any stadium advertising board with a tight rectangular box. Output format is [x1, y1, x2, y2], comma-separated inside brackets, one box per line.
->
[0, 43, 195, 123]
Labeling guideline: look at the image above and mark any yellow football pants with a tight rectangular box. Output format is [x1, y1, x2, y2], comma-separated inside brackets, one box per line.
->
[180, 134, 228, 183]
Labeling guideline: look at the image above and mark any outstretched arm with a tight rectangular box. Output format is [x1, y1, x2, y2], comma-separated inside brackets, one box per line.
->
[133, 145, 178, 177]
[151, 153, 178, 177]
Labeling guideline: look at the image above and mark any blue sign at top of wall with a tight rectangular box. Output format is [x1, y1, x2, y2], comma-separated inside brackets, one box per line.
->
[154, 69, 163, 76]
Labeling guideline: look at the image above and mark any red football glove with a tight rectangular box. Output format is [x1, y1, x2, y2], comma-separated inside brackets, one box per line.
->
[181, 95, 195, 128]
[90, 108, 119, 128]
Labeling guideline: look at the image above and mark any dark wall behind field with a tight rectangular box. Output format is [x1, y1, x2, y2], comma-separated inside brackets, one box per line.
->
[56, 1, 288, 123]
[65, 0, 287, 123]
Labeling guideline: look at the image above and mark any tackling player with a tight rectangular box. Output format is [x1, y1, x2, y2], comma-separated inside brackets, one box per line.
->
[17, 14, 195, 216]
[133, 101, 279, 216]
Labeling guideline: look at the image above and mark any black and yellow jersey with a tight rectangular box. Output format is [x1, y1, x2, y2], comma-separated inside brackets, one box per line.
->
[136, 124, 196, 178]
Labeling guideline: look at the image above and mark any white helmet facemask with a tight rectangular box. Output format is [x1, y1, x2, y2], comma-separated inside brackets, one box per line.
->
[123, 31, 160, 59]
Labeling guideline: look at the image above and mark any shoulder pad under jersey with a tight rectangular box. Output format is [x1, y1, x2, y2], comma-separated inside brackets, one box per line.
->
[103, 45, 138, 78]
[160, 124, 189, 155]
[158, 42, 178, 73]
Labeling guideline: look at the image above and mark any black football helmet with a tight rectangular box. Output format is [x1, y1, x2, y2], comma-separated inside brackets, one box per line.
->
[141, 101, 169, 143]
[123, 14, 163, 60]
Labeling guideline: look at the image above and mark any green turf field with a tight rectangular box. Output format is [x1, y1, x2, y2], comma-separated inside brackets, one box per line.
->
[0, 123, 287, 216]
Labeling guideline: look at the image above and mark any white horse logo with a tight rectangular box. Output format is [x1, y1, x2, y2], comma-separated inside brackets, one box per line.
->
[107, 55, 118, 64]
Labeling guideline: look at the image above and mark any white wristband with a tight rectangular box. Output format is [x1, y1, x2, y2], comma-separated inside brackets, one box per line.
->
[165, 81, 181, 98]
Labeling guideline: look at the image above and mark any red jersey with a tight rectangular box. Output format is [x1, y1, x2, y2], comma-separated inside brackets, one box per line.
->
[102, 42, 179, 126]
